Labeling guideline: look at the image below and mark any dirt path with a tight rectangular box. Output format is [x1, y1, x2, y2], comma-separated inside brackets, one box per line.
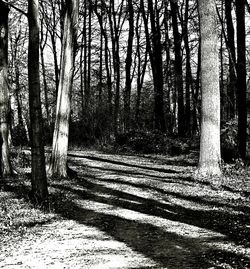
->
[0, 151, 249, 268]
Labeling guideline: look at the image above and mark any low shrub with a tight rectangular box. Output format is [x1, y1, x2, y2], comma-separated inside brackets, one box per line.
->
[115, 130, 189, 155]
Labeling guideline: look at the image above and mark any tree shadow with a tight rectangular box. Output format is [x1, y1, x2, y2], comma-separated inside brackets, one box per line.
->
[2, 178, 250, 269]
[68, 153, 183, 174]
[52, 177, 250, 246]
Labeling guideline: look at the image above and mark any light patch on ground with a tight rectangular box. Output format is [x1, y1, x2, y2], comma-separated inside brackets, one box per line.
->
[74, 199, 225, 240]
[0, 220, 156, 268]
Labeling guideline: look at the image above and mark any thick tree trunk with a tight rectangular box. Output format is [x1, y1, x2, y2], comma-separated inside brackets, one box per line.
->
[48, 0, 79, 178]
[196, 0, 221, 177]
[28, 0, 48, 201]
[0, 0, 12, 177]
[236, 0, 247, 159]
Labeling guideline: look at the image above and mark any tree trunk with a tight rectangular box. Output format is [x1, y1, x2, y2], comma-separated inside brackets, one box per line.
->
[124, 0, 134, 131]
[183, 0, 192, 135]
[109, 0, 121, 136]
[28, 0, 48, 201]
[147, 0, 166, 132]
[225, 0, 236, 119]
[196, 0, 221, 177]
[0, 1, 12, 177]
[170, 0, 184, 136]
[236, 0, 247, 159]
[48, 0, 79, 178]
[40, 22, 50, 125]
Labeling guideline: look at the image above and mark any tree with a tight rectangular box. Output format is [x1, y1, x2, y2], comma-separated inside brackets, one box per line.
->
[0, 0, 12, 177]
[28, 0, 48, 201]
[142, 0, 166, 132]
[170, 0, 184, 136]
[225, 0, 236, 119]
[124, 0, 134, 131]
[48, 0, 79, 178]
[196, 0, 221, 177]
[236, 0, 247, 159]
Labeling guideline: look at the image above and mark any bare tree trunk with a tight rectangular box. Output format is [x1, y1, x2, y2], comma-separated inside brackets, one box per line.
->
[124, 0, 134, 131]
[146, 0, 166, 132]
[236, 0, 247, 159]
[28, 0, 48, 201]
[170, 0, 184, 136]
[135, 10, 147, 126]
[87, 1, 92, 101]
[0, 0, 12, 177]
[196, 0, 221, 177]
[48, 0, 79, 178]
[182, 0, 192, 135]
[225, 0, 236, 119]
[40, 19, 50, 125]
[108, 0, 121, 136]
[83, 0, 88, 109]
[192, 37, 201, 135]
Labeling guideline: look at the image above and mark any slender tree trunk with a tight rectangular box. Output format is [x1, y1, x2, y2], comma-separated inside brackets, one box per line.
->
[28, 0, 48, 201]
[225, 0, 236, 119]
[40, 45, 50, 125]
[87, 2, 92, 99]
[236, 0, 247, 159]
[98, 22, 103, 106]
[182, 0, 192, 135]
[48, 0, 79, 178]
[220, 2, 224, 121]
[94, 6, 112, 117]
[83, 0, 88, 109]
[196, 0, 221, 177]
[109, 0, 121, 136]
[124, 0, 134, 131]
[135, 11, 147, 126]
[80, 29, 84, 114]
[192, 39, 200, 135]
[170, 0, 184, 136]
[0, 1, 12, 177]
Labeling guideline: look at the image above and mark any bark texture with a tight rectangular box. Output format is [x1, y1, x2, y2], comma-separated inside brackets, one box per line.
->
[28, 0, 48, 200]
[236, 0, 247, 159]
[196, 0, 221, 177]
[48, 0, 79, 178]
[0, 1, 12, 177]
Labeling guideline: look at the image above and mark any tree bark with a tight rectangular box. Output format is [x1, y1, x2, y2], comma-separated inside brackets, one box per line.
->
[146, 0, 166, 132]
[225, 0, 236, 119]
[28, 0, 48, 201]
[236, 0, 247, 159]
[0, 0, 12, 177]
[196, 0, 222, 177]
[170, 0, 184, 136]
[182, 0, 192, 135]
[124, 0, 134, 131]
[48, 0, 79, 178]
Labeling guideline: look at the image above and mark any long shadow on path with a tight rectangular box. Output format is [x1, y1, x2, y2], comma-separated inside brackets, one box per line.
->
[2, 178, 250, 269]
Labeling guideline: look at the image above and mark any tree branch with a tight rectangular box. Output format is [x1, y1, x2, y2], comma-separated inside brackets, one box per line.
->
[2, 1, 28, 17]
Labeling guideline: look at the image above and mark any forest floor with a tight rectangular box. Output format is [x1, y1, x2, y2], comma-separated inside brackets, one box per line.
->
[0, 150, 249, 269]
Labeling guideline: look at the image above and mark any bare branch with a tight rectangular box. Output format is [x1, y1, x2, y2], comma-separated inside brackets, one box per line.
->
[2, 0, 28, 17]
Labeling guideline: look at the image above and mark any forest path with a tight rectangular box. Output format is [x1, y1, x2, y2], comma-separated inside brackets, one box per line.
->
[0, 151, 250, 268]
